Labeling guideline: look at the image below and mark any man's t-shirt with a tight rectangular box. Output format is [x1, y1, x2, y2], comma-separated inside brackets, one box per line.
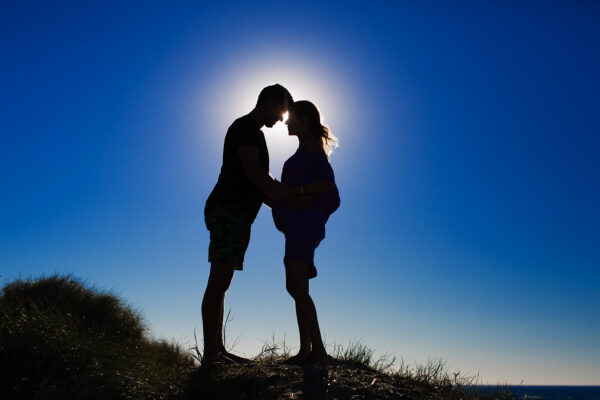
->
[206, 114, 269, 223]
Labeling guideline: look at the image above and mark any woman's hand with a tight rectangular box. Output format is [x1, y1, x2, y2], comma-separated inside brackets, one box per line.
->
[267, 183, 301, 200]
[282, 195, 312, 210]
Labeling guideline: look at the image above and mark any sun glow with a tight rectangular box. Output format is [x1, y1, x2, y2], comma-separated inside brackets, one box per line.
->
[185, 50, 355, 177]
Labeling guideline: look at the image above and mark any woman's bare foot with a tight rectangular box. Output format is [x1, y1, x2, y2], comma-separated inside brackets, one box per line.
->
[305, 350, 329, 367]
[283, 351, 311, 365]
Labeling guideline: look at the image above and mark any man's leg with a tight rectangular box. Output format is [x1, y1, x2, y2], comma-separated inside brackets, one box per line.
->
[216, 303, 250, 362]
[217, 295, 226, 352]
[201, 261, 235, 361]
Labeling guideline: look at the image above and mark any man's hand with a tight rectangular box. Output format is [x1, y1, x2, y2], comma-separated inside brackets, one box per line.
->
[263, 195, 275, 209]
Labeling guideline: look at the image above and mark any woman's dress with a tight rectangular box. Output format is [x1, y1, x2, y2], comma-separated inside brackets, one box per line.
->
[272, 150, 340, 278]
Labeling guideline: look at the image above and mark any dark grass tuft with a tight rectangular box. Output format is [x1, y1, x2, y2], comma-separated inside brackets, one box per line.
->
[0, 275, 193, 400]
[1, 275, 144, 342]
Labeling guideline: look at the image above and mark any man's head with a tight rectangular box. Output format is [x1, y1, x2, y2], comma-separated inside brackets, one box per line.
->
[256, 84, 293, 128]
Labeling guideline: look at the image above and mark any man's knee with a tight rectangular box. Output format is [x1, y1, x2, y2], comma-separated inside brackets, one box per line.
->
[207, 262, 235, 292]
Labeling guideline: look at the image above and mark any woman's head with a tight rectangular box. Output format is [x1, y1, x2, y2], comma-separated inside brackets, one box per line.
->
[286, 100, 338, 158]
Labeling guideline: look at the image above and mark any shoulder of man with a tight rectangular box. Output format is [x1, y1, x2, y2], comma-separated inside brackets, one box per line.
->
[229, 115, 261, 137]
[227, 115, 265, 151]
[233, 114, 259, 129]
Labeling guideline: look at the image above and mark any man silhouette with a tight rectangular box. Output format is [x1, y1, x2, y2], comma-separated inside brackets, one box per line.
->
[202, 84, 294, 364]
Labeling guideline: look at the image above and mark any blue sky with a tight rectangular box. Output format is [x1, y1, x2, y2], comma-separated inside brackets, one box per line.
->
[1, 1, 599, 385]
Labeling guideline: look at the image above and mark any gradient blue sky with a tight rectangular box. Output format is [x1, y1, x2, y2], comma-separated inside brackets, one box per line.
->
[1, 1, 599, 385]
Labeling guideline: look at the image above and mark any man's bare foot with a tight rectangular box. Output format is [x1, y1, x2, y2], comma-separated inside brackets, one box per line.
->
[202, 350, 219, 361]
[218, 346, 250, 364]
[221, 351, 251, 364]
[283, 351, 311, 365]
[200, 353, 223, 370]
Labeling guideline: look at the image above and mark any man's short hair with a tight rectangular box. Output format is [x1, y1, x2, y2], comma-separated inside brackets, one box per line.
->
[256, 84, 293, 108]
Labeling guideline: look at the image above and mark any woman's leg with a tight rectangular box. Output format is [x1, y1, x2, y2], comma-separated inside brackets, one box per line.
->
[284, 259, 311, 362]
[285, 258, 327, 365]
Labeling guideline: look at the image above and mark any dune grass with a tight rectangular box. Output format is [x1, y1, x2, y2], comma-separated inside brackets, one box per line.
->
[0, 275, 193, 399]
[328, 340, 514, 399]
[1, 275, 514, 399]
[226, 335, 515, 399]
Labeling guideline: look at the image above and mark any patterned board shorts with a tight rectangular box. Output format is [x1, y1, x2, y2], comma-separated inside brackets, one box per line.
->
[204, 201, 251, 270]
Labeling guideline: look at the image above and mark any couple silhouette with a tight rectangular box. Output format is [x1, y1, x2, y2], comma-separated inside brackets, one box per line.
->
[201, 84, 340, 368]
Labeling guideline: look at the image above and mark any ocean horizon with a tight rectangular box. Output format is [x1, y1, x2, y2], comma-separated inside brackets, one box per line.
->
[477, 385, 600, 400]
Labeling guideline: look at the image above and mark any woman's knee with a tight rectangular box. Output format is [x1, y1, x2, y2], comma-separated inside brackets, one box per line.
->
[286, 282, 308, 300]
[285, 258, 310, 298]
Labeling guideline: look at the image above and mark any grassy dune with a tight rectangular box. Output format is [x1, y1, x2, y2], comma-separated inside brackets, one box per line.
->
[0, 276, 192, 399]
[0, 276, 513, 399]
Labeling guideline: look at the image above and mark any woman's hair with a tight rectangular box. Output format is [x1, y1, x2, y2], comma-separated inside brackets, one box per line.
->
[291, 100, 338, 158]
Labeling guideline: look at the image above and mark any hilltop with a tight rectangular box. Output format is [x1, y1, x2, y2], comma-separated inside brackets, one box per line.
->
[185, 355, 497, 399]
[0, 275, 512, 399]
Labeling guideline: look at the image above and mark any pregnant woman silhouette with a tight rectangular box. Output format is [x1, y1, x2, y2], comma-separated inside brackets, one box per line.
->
[271, 100, 340, 366]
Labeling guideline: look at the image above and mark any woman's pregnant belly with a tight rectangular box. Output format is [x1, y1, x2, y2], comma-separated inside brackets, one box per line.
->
[272, 203, 327, 238]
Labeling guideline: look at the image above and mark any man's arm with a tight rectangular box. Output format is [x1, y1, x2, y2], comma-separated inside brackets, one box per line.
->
[238, 145, 278, 194]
